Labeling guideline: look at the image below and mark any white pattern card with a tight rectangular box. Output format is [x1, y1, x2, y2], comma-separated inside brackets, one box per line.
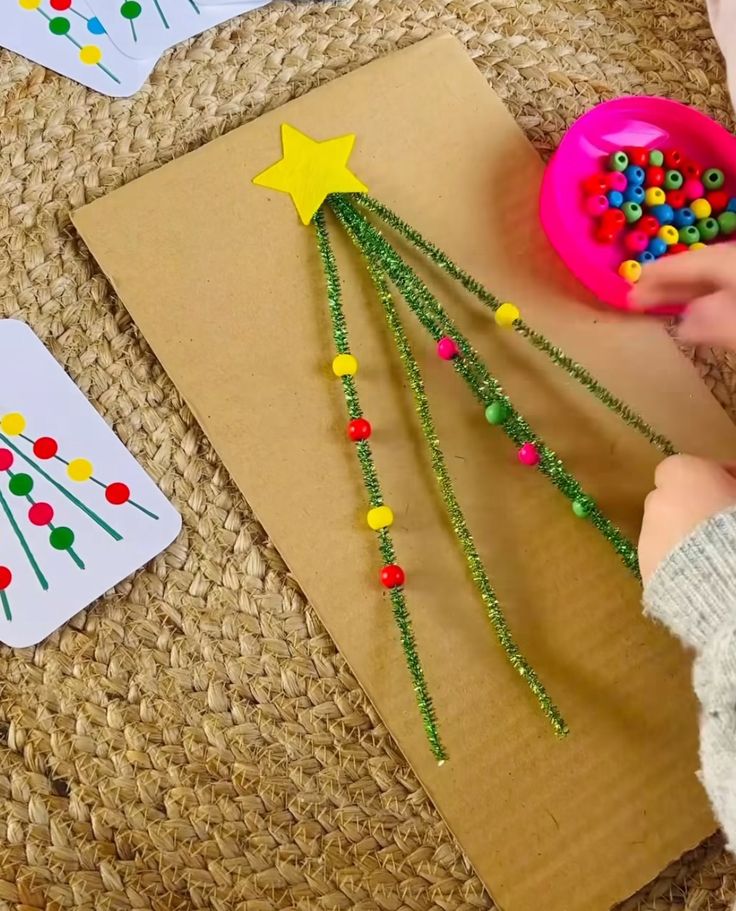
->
[0, 320, 181, 647]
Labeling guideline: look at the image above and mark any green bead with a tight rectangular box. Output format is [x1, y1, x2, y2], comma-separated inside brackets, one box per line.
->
[697, 217, 720, 241]
[649, 149, 664, 167]
[609, 151, 628, 172]
[664, 169, 683, 190]
[622, 201, 642, 223]
[718, 211, 736, 235]
[485, 401, 508, 425]
[572, 498, 591, 518]
[679, 225, 700, 245]
[704, 168, 725, 190]
[9, 473, 33, 496]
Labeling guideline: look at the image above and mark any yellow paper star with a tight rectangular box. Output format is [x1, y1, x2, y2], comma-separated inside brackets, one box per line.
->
[252, 124, 368, 225]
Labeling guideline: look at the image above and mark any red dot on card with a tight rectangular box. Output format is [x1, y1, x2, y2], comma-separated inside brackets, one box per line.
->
[0, 567, 12, 591]
[33, 437, 58, 459]
[28, 502, 54, 526]
[50, 0, 72, 8]
[0, 450, 13, 472]
[105, 482, 130, 505]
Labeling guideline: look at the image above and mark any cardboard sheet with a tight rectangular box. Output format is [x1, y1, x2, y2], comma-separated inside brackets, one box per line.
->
[72, 35, 736, 911]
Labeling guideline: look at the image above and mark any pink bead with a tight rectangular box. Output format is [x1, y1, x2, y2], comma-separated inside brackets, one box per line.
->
[436, 337, 459, 360]
[606, 171, 627, 192]
[683, 178, 704, 201]
[624, 230, 649, 253]
[518, 442, 540, 466]
[585, 194, 609, 217]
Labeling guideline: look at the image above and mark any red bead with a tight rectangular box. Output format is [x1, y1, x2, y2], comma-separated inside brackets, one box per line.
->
[380, 564, 405, 589]
[666, 189, 686, 209]
[105, 482, 131, 505]
[518, 442, 540, 466]
[645, 166, 665, 187]
[33, 437, 58, 459]
[0, 449, 13, 472]
[347, 418, 372, 442]
[664, 149, 684, 169]
[595, 226, 616, 243]
[0, 567, 11, 591]
[625, 147, 648, 167]
[28, 502, 53, 526]
[668, 243, 688, 255]
[638, 215, 660, 237]
[582, 174, 608, 196]
[682, 160, 702, 179]
[707, 190, 729, 213]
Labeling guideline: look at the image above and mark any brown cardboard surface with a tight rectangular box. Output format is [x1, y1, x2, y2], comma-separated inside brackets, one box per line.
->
[72, 35, 736, 911]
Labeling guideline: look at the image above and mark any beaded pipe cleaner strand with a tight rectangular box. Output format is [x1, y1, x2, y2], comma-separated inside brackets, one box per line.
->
[253, 124, 677, 759]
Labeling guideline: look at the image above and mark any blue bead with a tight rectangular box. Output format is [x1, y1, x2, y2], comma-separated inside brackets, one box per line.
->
[607, 190, 624, 208]
[637, 251, 656, 264]
[672, 207, 696, 228]
[623, 185, 645, 204]
[648, 237, 668, 257]
[727, 198, 736, 213]
[649, 204, 674, 224]
[624, 165, 645, 186]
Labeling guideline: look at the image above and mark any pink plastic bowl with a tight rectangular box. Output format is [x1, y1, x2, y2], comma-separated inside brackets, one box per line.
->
[540, 96, 736, 314]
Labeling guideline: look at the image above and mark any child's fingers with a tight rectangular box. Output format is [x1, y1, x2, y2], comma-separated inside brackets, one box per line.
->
[629, 244, 736, 310]
[677, 290, 736, 348]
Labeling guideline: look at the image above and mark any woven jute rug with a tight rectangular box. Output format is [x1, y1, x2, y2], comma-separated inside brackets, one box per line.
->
[2, 1, 736, 908]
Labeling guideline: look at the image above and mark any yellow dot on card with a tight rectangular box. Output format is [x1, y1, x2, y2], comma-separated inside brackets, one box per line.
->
[1, 413, 25, 435]
[18, 0, 43, 9]
[79, 45, 102, 65]
[67, 458, 93, 482]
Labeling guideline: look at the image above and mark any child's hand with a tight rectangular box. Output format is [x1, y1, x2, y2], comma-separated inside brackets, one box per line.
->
[630, 244, 736, 348]
[639, 455, 736, 582]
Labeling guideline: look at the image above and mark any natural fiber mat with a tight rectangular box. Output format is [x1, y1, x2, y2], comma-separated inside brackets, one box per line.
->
[1, 1, 736, 908]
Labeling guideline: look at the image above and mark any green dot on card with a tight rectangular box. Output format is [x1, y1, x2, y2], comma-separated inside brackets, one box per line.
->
[120, 1, 142, 19]
[50, 526, 75, 551]
[49, 16, 71, 35]
[9, 473, 33, 496]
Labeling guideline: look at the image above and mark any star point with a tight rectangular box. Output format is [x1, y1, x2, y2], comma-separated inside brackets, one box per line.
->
[253, 123, 368, 225]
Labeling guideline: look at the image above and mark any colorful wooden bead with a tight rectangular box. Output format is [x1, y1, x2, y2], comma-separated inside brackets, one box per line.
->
[672, 207, 695, 228]
[697, 217, 720, 241]
[636, 251, 656, 264]
[495, 302, 520, 327]
[624, 229, 648, 252]
[437, 337, 459, 359]
[638, 215, 660, 237]
[585, 194, 609, 217]
[678, 225, 700, 245]
[625, 147, 648, 167]
[332, 354, 358, 376]
[380, 564, 405, 589]
[668, 243, 688, 255]
[649, 204, 674, 224]
[690, 242, 706, 251]
[703, 168, 725, 190]
[644, 187, 665, 207]
[572, 498, 591, 518]
[596, 209, 626, 242]
[727, 198, 736, 214]
[624, 186, 645, 205]
[664, 149, 684, 169]
[518, 442, 540, 466]
[622, 202, 642, 224]
[606, 171, 628, 192]
[648, 237, 668, 257]
[649, 149, 665, 167]
[664, 170, 684, 190]
[618, 259, 642, 282]
[658, 225, 679, 245]
[582, 175, 609, 196]
[666, 189, 687, 209]
[645, 166, 665, 187]
[609, 151, 629, 172]
[707, 190, 729, 212]
[485, 401, 508, 425]
[607, 190, 624, 208]
[367, 505, 394, 530]
[682, 179, 704, 202]
[624, 165, 645, 186]
[718, 211, 736, 235]
[690, 198, 712, 219]
[682, 160, 703, 179]
[348, 418, 372, 441]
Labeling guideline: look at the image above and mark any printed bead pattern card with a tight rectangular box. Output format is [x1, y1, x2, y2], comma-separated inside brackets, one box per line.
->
[0, 320, 181, 648]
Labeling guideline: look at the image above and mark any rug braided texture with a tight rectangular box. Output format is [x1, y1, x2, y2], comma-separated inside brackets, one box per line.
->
[2, 1, 736, 909]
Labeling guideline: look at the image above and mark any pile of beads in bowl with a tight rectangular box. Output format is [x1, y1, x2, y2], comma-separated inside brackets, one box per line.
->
[582, 146, 736, 283]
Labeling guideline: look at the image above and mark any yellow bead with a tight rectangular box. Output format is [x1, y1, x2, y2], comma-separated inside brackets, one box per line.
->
[618, 260, 642, 283]
[367, 505, 394, 530]
[332, 354, 358, 377]
[690, 242, 706, 251]
[658, 225, 679, 246]
[690, 198, 712, 219]
[494, 302, 520, 327]
[645, 187, 665, 206]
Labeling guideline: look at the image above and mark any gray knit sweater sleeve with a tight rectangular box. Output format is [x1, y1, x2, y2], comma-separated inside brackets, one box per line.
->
[644, 508, 736, 848]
